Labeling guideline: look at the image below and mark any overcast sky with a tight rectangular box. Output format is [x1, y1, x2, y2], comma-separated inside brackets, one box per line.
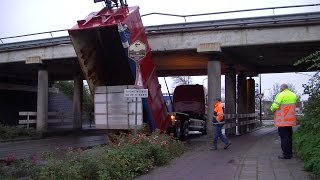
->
[1, 0, 319, 38]
[0, 0, 319, 100]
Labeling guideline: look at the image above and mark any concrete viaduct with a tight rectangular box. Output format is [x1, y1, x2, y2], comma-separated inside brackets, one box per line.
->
[0, 11, 320, 132]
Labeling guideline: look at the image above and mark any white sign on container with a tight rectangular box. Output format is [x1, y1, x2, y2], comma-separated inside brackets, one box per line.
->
[124, 89, 148, 98]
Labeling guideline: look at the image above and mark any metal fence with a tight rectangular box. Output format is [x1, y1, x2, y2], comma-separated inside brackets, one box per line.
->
[1, 4, 319, 44]
[18, 111, 93, 128]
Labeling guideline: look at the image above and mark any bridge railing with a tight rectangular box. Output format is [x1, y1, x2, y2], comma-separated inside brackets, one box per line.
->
[18, 111, 93, 128]
[0, 4, 319, 44]
[0, 29, 69, 44]
[224, 113, 259, 130]
[141, 4, 320, 24]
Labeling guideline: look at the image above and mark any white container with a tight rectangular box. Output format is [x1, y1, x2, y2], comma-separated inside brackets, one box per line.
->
[94, 85, 143, 129]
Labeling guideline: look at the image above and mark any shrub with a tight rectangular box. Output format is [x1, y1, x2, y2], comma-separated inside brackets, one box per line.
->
[293, 61, 320, 176]
[0, 124, 39, 140]
[294, 130, 320, 175]
[293, 52, 320, 176]
[8, 131, 186, 180]
[96, 145, 153, 179]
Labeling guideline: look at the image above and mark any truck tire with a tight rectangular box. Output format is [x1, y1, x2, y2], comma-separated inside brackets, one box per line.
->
[201, 128, 207, 135]
[201, 122, 207, 135]
[180, 121, 189, 140]
[174, 120, 181, 139]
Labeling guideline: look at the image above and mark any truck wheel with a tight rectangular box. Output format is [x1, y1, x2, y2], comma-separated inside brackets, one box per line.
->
[201, 122, 207, 135]
[180, 121, 189, 140]
[174, 121, 181, 139]
[201, 128, 207, 135]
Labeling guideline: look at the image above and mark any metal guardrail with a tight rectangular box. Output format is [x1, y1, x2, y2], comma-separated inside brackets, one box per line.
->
[0, 29, 69, 44]
[1, 11, 320, 53]
[19, 111, 93, 128]
[145, 12, 320, 34]
[141, 4, 320, 23]
[224, 113, 257, 119]
[0, 4, 319, 47]
[0, 36, 71, 52]
[224, 113, 259, 129]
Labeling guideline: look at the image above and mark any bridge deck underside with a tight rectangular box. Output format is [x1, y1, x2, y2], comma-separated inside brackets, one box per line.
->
[1, 11, 320, 81]
[0, 58, 79, 84]
[0, 40, 318, 84]
[153, 41, 319, 77]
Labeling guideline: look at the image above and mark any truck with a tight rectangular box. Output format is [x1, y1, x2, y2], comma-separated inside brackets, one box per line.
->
[67, 0, 207, 139]
[167, 84, 207, 139]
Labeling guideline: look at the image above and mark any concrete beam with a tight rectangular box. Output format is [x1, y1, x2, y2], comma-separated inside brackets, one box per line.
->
[237, 73, 248, 134]
[207, 60, 221, 137]
[0, 83, 58, 92]
[199, 43, 222, 131]
[237, 73, 248, 114]
[197, 43, 221, 53]
[73, 75, 83, 130]
[147, 25, 320, 51]
[247, 78, 256, 113]
[36, 69, 48, 131]
[247, 77, 256, 131]
[1, 25, 319, 64]
[225, 67, 236, 135]
[0, 44, 76, 63]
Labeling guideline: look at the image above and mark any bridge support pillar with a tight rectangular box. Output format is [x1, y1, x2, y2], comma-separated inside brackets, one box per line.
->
[247, 77, 256, 131]
[198, 43, 222, 140]
[207, 59, 221, 138]
[237, 72, 248, 134]
[225, 66, 236, 136]
[73, 74, 83, 130]
[36, 69, 48, 131]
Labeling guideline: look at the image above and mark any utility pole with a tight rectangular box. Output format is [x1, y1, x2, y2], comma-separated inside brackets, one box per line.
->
[259, 74, 262, 125]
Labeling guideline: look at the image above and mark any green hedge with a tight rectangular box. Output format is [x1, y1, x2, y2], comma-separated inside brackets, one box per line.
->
[0, 131, 185, 180]
[0, 124, 39, 140]
[294, 129, 320, 175]
[293, 75, 320, 176]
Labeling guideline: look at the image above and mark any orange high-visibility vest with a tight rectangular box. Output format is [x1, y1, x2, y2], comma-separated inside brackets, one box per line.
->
[274, 103, 296, 127]
[271, 89, 297, 127]
[214, 101, 224, 121]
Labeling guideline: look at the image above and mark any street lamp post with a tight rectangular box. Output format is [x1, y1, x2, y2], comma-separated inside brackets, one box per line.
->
[259, 74, 262, 125]
[202, 78, 208, 87]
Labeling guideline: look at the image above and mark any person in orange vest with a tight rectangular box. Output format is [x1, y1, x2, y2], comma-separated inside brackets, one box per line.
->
[270, 84, 297, 159]
[210, 97, 231, 150]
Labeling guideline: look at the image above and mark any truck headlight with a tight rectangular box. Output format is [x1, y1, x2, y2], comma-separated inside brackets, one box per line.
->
[170, 115, 176, 122]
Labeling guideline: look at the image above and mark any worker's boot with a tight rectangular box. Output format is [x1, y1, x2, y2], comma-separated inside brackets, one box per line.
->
[210, 146, 217, 150]
[224, 142, 231, 149]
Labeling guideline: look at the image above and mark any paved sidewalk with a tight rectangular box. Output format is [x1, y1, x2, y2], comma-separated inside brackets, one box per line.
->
[136, 127, 312, 180]
[234, 129, 310, 180]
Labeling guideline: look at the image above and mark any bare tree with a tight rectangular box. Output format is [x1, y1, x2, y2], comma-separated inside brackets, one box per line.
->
[268, 83, 300, 101]
[171, 76, 193, 91]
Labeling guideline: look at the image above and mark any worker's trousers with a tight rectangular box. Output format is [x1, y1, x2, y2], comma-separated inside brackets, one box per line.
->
[213, 124, 229, 148]
[278, 126, 293, 158]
